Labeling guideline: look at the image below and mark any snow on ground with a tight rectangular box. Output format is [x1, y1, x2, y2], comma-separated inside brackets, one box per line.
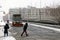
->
[29, 23, 60, 32]
[22, 22, 60, 32]
[0, 36, 16, 40]
[0, 22, 5, 26]
[0, 27, 4, 37]
[0, 22, 60, 40]
[0, 27, 16, 40]
[3, 36, 16, 40]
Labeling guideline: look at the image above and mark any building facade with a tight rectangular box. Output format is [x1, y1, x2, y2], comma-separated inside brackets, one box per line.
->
[9, 8, 20, 21]
[3, 6, 60, 24]
[9, 7, 40, 21]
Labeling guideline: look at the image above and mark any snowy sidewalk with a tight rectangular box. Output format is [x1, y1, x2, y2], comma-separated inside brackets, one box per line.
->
[0, 27, 16, 40]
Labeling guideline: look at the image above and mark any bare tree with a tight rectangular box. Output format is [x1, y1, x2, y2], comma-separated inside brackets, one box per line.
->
[50, 7, 60, 24]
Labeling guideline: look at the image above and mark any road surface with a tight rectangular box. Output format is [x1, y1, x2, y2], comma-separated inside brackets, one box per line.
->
[9, 23, 60, 40]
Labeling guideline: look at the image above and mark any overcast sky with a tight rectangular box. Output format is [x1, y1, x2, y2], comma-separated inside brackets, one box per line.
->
[0, 0, 60, 20]
[0, 0, 60, 13]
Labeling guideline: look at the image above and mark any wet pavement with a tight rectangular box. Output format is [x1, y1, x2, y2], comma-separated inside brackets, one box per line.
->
[9, 24, 60, 40]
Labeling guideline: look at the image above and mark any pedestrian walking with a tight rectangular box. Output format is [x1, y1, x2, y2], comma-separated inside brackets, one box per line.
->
[21, 22, 28, 36]
[4, 23, 9, 37]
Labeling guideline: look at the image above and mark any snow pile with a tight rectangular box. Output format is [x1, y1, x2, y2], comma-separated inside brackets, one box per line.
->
[0, 22, 5, 25]
[0, 27, 4, 36]
[0, 27, 16, 40]
[3, 36, 16, 40]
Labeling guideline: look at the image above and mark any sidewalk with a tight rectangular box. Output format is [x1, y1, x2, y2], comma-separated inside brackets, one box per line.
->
[0, 27, 16, 40]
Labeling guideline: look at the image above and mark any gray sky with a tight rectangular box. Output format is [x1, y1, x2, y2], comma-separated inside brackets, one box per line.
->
[0, 0, 60, 20]
[0, 0, 60, 13]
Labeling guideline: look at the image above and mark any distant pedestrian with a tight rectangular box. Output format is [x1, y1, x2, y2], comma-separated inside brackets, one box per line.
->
[7, 20, 9, 24]
[21, 22, 28, 36]
[4, 23, 9, 37]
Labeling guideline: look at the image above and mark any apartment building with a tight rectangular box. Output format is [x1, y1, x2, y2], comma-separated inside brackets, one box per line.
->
[3, 6, 59, 24]
[9, 7, 40, 21]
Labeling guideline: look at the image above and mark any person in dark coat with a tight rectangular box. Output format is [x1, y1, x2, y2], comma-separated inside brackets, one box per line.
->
[21, 22, 28, 36]
[4, 23, 9, 37]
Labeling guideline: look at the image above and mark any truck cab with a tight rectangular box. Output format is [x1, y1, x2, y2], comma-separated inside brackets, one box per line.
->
[12, 14, 23, 27]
